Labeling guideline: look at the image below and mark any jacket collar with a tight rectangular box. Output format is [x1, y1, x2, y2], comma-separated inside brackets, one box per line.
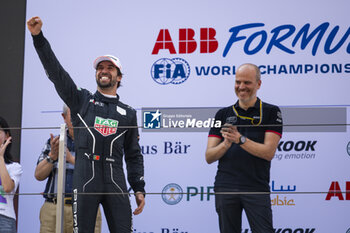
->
[94, 91, 120, 104]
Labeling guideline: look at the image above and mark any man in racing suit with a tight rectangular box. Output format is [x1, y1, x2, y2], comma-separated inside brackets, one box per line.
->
[27, 16, 145, 233]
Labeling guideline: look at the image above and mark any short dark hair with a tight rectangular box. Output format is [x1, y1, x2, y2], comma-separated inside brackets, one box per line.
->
[0, 116, 14, 164]
[116, 67, 122, 88]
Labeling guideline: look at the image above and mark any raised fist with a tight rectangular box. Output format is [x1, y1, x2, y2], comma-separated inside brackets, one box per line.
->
[27, 16, 43, 36]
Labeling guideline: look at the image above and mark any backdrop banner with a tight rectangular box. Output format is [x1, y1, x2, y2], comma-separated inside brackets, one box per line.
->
[20, 1, 350, 232]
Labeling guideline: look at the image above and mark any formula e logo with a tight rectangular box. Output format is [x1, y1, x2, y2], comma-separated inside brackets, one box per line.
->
[94, 116, 118, 136]
[143, 110, 162, 129]
[162, 183, 183, 205]
[151, 58, 190, 85]
[347, 142, 350, 156]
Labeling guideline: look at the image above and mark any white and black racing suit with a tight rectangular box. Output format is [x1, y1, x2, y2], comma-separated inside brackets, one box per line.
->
[32, 31, 145, 233]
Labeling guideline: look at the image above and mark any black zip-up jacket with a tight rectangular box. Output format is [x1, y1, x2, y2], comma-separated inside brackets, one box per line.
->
[32, 31, 145, 194]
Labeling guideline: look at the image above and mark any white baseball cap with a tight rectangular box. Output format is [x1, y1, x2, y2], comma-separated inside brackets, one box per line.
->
[93, 55, 122, 71]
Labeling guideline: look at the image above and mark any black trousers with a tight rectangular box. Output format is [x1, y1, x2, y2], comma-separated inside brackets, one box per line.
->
[73, 159, 132, 233]
[73, 188, 131, 233]
[215, 188, 273, 233]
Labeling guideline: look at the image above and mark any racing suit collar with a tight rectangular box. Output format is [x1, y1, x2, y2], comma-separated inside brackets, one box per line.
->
[94, 91, 120, 104]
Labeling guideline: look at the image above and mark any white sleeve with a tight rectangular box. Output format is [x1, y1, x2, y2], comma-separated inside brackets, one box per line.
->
[8, 162, 23, 193]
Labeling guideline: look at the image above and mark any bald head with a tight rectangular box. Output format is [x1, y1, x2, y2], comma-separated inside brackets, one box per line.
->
[235, 63, 261, 107]
[236, 63, 261, 82]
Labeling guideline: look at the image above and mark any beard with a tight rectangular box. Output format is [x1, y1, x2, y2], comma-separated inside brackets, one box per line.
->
[96, 73, 117, 89]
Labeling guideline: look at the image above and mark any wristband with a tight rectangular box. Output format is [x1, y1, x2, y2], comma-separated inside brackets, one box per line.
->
[46, 156, 55, 164]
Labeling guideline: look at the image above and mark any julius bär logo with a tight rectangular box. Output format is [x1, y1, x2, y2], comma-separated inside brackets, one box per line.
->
[94, 116, 118, 136]
[151, 58, 190, 85]
[143, 110, 162, 129]
[162, 183, 183, 205]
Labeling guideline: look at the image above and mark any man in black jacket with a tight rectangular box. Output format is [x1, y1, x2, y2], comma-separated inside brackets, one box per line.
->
[27, 16, 145, 233]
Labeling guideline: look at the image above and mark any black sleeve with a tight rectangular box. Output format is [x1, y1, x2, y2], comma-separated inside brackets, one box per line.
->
[32, 31, 83, 114]
[208, 108, 224, 139]
[266, 105, 283, 137]
[124, 110, 145, 194]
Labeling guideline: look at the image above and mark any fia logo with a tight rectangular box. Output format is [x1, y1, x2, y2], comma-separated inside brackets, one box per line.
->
[151, 58, 190, 85]
[143, 110, 162, 129]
